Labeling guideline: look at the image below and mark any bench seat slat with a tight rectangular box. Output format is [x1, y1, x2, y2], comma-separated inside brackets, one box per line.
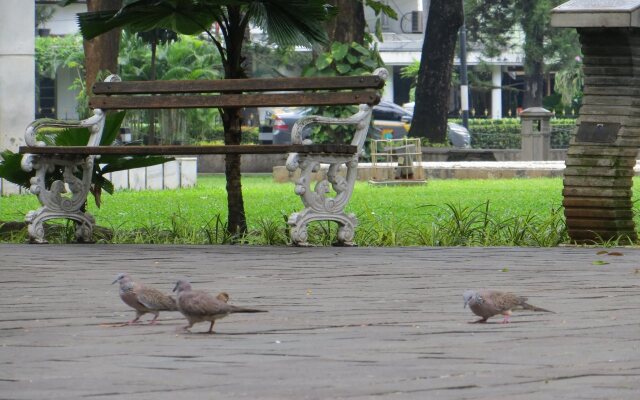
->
[93, 75, 384, 95]
[19, 144, 358, 156]
[89, 91, 380, 110]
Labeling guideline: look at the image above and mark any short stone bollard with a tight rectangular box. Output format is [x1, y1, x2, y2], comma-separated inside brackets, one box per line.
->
[520, 107, 552, 161]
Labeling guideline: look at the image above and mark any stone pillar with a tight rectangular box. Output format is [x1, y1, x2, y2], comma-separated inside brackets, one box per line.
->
[552, 2, 640, 243]
[520, 107, 552, 161]
[0, 0, 35, 152]
[491, 65, 502, 119]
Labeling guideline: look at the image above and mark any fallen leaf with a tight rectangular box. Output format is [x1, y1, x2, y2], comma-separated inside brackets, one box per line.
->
[596, 250, 608, 255]
[606, 252, 623, 256]
[592, 260, 609, 265]
[501, 268, 509, 272]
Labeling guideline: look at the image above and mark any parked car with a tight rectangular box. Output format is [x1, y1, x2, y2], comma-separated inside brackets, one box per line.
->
[258, 101, 471, 147]
[259, 107, 313, 144]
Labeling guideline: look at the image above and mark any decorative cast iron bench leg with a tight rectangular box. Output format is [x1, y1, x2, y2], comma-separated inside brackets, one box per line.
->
[21, 154, 96, 243]
[286, 154, 359, 246]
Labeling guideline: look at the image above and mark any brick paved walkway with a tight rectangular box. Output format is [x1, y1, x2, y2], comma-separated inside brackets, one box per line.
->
[0, 244, 639, 399]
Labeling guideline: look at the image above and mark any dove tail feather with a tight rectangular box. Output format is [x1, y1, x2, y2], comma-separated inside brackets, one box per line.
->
[523, 303, 554, 313]
[235, 308, 267, 313]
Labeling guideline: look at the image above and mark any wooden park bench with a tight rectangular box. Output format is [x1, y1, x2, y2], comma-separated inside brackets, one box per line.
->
[18, 68, 388, 246]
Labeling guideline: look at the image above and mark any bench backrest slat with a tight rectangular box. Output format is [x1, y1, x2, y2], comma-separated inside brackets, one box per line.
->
[90, 91, 380, 110]
[92, 75, 384, 95]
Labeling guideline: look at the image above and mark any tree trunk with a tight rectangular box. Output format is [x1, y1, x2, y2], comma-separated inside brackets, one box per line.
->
[83, 0, 122, 100]
[326, 0, 365, 45]
[520, 0, 545, 108]
[221, 7, 249, 238]
[522, 60, 544, 108]
[408, 0, 463, 143]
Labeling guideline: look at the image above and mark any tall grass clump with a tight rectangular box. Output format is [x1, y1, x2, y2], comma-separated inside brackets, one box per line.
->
[354, 201, 567, 247]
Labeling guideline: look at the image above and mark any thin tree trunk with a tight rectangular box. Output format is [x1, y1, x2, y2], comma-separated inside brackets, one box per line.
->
[520, 0, 545, 108]
[408, 0, 463, 143]
[522, 60, 544, 108]
[83, 0, 122, 102]
[222, 6, 249, 238]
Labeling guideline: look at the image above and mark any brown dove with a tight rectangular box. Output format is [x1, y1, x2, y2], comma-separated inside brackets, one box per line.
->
[463, 289, 553, 323]
[173, 279, 266, 333]
[112, 273, 178, 324]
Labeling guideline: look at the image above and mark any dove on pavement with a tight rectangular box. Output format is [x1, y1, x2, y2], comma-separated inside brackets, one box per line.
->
[463, 289, 553, 323]
[173, 279, 266, 333]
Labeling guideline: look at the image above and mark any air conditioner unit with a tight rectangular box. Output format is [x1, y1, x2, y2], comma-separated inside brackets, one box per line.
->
[411, 11, 423, 33]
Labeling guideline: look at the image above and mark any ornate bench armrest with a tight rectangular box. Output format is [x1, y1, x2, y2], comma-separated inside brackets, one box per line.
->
[24, 74, 120, 148]
[290, 104, 373, 153]
[24, 109, 107, 148]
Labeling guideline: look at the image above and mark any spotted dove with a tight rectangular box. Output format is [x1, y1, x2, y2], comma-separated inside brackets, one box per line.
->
[463, 289, 553, 323]
[112, 273, 178, 324]
[173, 279, 266, 333]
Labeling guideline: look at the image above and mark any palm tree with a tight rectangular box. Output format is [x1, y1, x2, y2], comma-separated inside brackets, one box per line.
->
[62, 0, 335, 238]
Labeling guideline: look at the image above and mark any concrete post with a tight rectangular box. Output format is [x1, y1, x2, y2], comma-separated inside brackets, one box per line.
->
[0, 0, 35, 152]
[520, 107, 552, 161]
[552, 0, 640, 243]
[491, 65, 502, 119]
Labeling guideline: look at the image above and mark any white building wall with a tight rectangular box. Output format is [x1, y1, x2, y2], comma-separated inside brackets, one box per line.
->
[39, 4, 87, 35]
[0, 0, 35, 152]
[56, 66, 81, 120]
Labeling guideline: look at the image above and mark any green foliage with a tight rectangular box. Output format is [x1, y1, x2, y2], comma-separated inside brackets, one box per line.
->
[118, 32, 224, 144]
[35, 35, 85, 79]
[0, 112, 171, 207]
[0, 175, 575, 246]
[303, 41, 381, 78]
[364, 0, 398, 41]
[195, 126, 260, 145]
[463, 0, 581, 103]
[35, 4, 56, 28]
[246, 42, 312, 78]
[6, 174, 640, 247]
[74, 0, 334, 48]
[401, 60, 459, 102]
[448, 117, 575, 149]
[0, 151, 32, 189]
[302, 39, 384, 143]
[554, 57, 584, 109]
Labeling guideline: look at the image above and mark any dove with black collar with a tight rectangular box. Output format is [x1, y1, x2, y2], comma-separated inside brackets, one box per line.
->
[112, 273, 178, 324]
[463, 289, 553, 323]
[173, 279, 266, 333]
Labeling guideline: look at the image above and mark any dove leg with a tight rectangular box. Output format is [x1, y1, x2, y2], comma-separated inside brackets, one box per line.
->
[127, 310, 145, 324]
[182, 319, 195, 332]
[207, 321, 216, 334]
[149, 312, 160, 325]
[501, 312, 512, 324]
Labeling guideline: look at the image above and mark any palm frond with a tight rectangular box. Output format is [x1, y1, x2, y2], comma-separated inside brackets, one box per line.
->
[250, 0, 335, 47]
[77, 1, 217, 40]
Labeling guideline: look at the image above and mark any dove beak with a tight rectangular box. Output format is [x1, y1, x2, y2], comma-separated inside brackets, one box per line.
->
[111, 278, 119, 285]
[172, 282, 179, 293]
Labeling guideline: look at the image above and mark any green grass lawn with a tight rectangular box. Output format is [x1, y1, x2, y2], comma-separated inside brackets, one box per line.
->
[0, 174, 633, 246]
[0, 175, 640, 246]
